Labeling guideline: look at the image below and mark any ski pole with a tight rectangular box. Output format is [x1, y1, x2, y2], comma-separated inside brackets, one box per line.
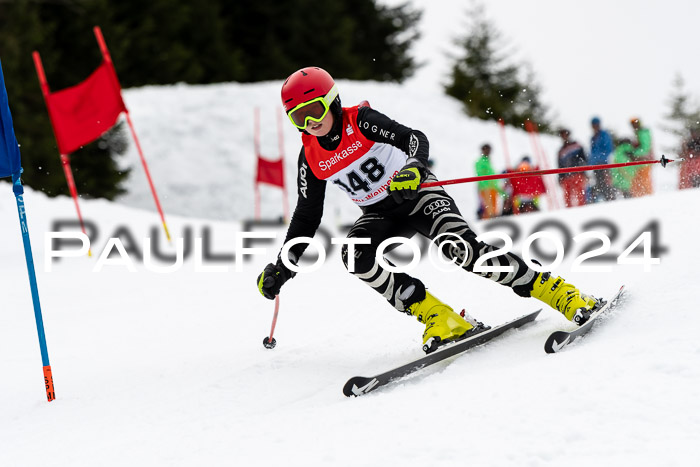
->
[262, 295, 280, 349]
[2, 61, 56, 402]
[422, 156, 673, 188]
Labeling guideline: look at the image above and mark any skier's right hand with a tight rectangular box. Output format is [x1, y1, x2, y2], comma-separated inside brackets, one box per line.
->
[389, 162, 423, 203]
[257, 259, 296, 300]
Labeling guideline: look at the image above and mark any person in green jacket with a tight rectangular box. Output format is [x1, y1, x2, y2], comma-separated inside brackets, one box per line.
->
[610, 138, 638, 198]
[630, 117, 654, 196]
[475, 143, 503, 218]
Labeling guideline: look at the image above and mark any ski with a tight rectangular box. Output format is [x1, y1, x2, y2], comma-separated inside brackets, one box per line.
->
[544, 285, 626, 354]
[343, 309, 541, 397]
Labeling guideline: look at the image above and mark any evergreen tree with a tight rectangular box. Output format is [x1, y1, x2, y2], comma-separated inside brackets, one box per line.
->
[0, 0, 421, 198]
[341, 0, 421, 81]
[218, 0, 420, 82]
[1, 0, 131, 198]
[662, 73, 700, 152]
[444, 5, 553, 131]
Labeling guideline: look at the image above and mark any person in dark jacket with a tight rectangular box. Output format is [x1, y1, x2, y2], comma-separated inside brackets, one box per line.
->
[679, 126, 700, 189]
[557, 128, 588, 207]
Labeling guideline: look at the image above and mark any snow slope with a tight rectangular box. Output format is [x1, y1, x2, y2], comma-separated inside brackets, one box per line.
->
[2, 1, 697, 463]
[1, 167, 699, 466]
[0, 48, 697, 467]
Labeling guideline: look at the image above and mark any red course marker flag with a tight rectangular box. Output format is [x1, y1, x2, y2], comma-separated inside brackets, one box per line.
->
[253, 107, 289, 220]
[256, 157, 285, 188]
[33, 26, 171, 241]
[41, 61, 126, 155]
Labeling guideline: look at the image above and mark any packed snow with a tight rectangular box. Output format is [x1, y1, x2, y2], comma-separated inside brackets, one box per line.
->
[1, 63, 698, 467]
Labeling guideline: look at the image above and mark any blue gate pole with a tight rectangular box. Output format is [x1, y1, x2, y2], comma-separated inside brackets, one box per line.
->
[12, 174, 55, 402]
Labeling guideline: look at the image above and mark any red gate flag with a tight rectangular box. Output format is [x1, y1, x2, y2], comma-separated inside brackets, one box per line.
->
[253, 107, 289, 220]
[33, 26, 171, 241]
[256, 156, 285, 188]
[41, 61, 126, 155]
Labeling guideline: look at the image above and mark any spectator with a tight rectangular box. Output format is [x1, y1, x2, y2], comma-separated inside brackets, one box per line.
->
[589, 116, 615, 202]
[510, 156, 547, 214]
[475, 143, 502, 218]
[610, 138, 637, 198]
[629, 117, 654, 197]
[557, 128, 588, 207]
[499, 173, 514, 216]
[679, 126, 700, 189]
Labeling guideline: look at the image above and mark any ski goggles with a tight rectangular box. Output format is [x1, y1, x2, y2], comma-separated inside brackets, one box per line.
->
[286, 85, 339, 130]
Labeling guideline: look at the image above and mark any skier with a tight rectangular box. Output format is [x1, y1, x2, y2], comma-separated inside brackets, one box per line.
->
[610, 137, 639, 198]
[629, 117, 654, 197]
[589, 117, 615, 202]
[257, 67, 599, 353]
[557, 128, 589, 207]
[509, 156, 546, 214]
[679, 126, 700, 189]
[474, 143, 503, 219]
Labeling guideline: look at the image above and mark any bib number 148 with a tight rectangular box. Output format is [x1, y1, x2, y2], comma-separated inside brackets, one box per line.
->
[333, 158, 385, 195]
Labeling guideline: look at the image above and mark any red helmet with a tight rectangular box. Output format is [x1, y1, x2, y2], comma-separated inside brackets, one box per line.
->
[281, 67, 337, 113]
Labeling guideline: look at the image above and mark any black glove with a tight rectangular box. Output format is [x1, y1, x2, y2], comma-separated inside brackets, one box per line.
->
[257, 258, 296, 300]
[389, 162, 423, 203]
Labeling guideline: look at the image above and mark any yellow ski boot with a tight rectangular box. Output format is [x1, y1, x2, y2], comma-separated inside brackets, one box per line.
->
[408, 291, 485, 353]
[531, 272, 600, 325]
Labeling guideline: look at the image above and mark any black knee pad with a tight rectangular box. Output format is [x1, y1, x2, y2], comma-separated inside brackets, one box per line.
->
[341, 242, 375, 275]
[402, 280, 427, 310]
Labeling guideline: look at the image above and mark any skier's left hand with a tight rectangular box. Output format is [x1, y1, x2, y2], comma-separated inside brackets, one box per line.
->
[257, 259, 296, 300]
[389, 164, 422, 202]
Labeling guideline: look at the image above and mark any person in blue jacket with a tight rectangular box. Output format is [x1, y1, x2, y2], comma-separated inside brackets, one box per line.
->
[589, 116, 615, 202]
